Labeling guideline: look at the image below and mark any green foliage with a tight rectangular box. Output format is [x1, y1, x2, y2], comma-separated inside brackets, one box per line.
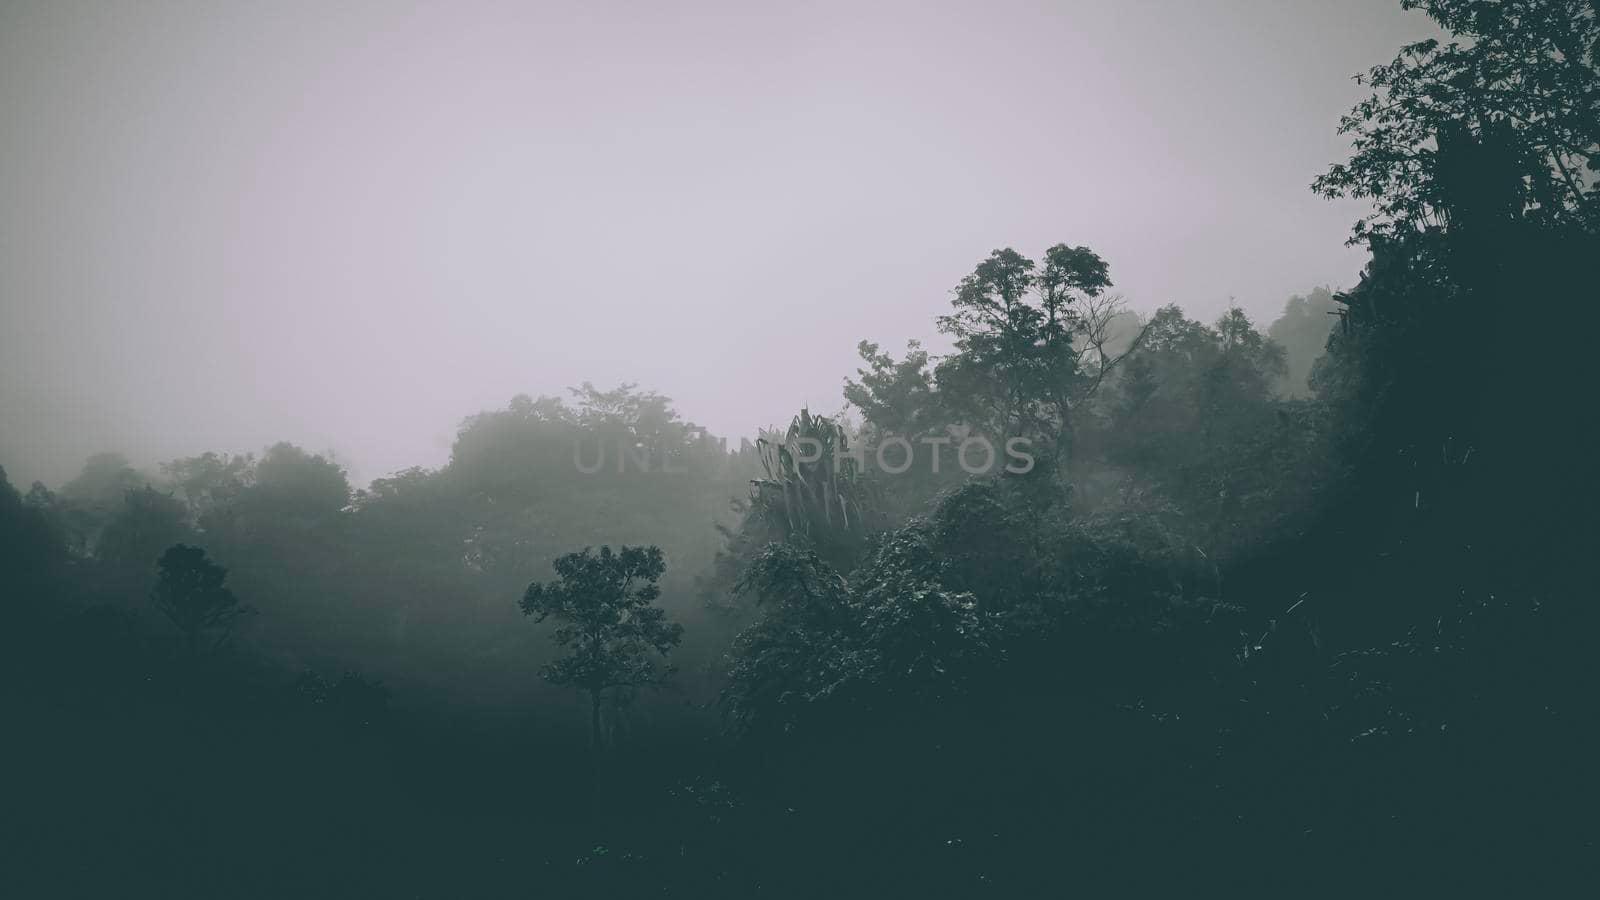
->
[249, 442, 351, 521]
[699, 409, 882, 619]
[1313, 0, 1600, 240]
[521, 545, 684, 745]
[51, 452, 147, 554]
[1097, 305, 1307, 556]
[749, 409, 874, 567]
[933, 244, 1138, 464]
[843, 341, 972, 518]
[96, 486, 191, 569]
[848, 532, 995, 699]
[161, 451, 255, 522]
[150, 544, 252, 654]
[0, 465, 67, 611]
[59, 452, 145, 507]
[1266, 287, 1340, 397]
[919, 479, 1050, 613]
[7, 5, 1597, 890]
[843, 340, 940, 440]
[722, 539, 997, 737]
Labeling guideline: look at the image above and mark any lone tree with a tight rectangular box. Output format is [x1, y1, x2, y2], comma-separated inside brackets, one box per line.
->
[151, 544, 251, 656]
[520, 545, 683, 749]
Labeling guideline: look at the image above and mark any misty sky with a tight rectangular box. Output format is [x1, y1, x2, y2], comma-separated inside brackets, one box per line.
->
[0, 0, 1435, 488]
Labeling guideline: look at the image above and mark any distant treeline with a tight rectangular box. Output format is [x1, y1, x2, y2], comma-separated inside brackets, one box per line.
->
[4, 0, 1596, 894]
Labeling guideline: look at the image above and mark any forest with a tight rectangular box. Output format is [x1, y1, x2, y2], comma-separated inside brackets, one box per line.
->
[3, 1, 1597, 896]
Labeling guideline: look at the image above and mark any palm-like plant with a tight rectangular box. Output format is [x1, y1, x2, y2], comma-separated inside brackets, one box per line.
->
[749, 410, 874, 568]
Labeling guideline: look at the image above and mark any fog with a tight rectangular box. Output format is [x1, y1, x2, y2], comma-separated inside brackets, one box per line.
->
[9, 1, 1598, 894]
[0, 0, 1429, 487]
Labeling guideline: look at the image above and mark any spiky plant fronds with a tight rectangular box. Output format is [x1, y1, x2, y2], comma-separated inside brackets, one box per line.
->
[749, 410, 873, 566]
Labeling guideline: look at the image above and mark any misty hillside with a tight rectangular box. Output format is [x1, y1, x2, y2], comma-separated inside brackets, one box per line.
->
[3, 1, 1597, 897]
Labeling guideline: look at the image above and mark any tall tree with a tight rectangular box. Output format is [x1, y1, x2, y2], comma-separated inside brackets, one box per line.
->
[1102, 305, 1298, 555]
[151, 544, 251, 657]
[520, 545, 683, 749]
[844, 339, 942, 441]
[1312, 0, 1599, 240]
[934, 245, 1142, 469]
[1266, 288, 1340, 397]
[161, 451, 255, 523]
[249, 442, 351, 521]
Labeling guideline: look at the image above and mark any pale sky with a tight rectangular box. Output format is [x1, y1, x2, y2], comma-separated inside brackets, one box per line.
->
[0, 0, 1435, 488]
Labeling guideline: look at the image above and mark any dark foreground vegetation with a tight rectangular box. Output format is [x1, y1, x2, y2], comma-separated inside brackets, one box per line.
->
[4, 2, 1598, 895]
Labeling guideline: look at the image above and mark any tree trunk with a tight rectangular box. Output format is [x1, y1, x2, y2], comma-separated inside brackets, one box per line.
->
[590, 690, 603, 751]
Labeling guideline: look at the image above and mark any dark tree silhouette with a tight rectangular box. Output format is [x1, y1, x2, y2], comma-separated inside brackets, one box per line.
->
[151, 544, 251, 657]
[1312, 0, 1598, 239]
[520, 545, 683, 749]
[932, 244, 1144, 469]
